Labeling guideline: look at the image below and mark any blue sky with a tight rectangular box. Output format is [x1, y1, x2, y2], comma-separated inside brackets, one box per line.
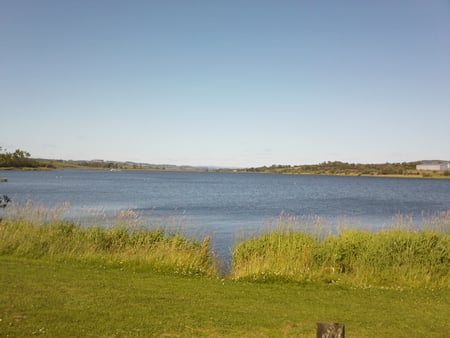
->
[1, 1, 449, 167]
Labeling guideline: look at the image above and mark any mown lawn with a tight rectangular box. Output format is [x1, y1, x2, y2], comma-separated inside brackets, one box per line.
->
[1, 257, 449, 337]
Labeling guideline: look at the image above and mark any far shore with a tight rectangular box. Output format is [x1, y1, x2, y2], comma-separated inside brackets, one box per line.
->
[1, 155, 449, 179]
[1, 165, 450, 180]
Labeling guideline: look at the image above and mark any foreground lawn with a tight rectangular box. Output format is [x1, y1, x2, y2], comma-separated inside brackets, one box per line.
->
[1, 257, 449, 337]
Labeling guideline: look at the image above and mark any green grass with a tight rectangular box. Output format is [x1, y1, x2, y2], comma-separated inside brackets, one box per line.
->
[1, 257, 450, 337]
[232, 213, 450, 288]
[1, 205, 450, 336]
[0, 218, 217, 278]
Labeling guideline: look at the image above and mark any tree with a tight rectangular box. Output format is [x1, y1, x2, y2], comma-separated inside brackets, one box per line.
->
[0, 146, 38, 168]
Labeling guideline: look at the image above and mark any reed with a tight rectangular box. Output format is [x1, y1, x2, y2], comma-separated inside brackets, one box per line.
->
[0, 202, 217, 277]
[232, 213, 450, 288]
[2, 201, 449, 286]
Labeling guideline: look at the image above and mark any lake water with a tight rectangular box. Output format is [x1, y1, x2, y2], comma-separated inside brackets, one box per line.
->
[1, 169, 450, 261]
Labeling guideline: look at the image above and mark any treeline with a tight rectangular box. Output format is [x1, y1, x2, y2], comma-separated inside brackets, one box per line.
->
[0, 147, 44, 169]
[244, 161, 423, 176]
[42, 159, 206, 171]
[44, 159, 135, 170]
[0, 146, 207, 171]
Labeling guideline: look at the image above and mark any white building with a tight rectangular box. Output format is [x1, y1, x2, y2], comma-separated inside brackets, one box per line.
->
[416, 161, 450, 171]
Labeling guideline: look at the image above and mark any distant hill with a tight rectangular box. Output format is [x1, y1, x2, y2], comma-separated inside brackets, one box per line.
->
[2, 146, 448, 178]
[30, 158, 211, 172]
[238, 161, 443, 177]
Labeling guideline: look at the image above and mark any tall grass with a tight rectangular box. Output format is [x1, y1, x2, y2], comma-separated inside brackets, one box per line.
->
[0, 201, 217, 277]
[232, 213, 450, 288]
[3, 201, 450, 287]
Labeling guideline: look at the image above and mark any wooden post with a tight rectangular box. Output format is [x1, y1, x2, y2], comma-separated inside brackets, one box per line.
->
[316, 322, 345, 338]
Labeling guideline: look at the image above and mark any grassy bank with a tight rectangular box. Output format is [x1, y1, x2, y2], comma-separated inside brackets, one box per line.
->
[1, 204, 450, 335]
[1, 257, 450, 337]
[232, 213, 450, 288]
[0, 218, 217, 277]
[2, 203, 450, 287]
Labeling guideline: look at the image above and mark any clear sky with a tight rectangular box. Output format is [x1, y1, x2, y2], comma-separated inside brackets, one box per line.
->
[1, 1, 449, 167]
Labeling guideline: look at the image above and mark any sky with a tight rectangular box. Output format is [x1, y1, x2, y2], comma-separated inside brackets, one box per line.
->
[1, 1, 449, 168]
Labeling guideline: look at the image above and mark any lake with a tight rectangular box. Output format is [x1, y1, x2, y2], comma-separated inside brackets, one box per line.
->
[1, 169, 450, 261]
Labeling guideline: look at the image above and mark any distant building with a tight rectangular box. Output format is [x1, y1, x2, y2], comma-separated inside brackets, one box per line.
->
[416, 161, 450, 171]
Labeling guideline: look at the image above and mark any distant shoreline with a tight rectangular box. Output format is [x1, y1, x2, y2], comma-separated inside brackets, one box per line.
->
[1, 165, 450, 179]
[1, 157, 450, 179]
[232, 171, 450, 179]
[228, 161, 450, 179]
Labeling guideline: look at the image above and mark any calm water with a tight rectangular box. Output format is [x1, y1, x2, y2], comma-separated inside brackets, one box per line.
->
[1, 169, 450, 260]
